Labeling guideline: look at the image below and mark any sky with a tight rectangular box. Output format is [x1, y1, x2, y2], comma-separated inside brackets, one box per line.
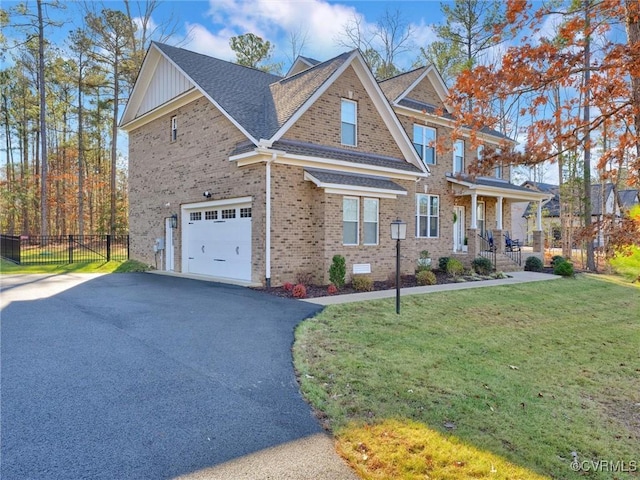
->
[4, 0, 448, 72]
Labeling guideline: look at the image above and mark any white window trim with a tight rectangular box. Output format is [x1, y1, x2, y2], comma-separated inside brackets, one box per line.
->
[171, 115, 177, 142]
[343, 196, 360, 246]
[363, 198, 379, 246]
[454, 139, 464, 174]
[414, 124, 437, 165]
[341, 99, 357, 147]
[416, 194, 440, 238]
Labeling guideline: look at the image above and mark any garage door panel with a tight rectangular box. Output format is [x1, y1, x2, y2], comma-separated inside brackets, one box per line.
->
[184, 205, 252, 281]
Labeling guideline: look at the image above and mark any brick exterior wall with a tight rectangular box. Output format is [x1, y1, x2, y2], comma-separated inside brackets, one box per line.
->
[283, 65, 405, 159]
[128, 60, 520, 286]
[128, 97, 266, 280]
[405, 76, 445, 108]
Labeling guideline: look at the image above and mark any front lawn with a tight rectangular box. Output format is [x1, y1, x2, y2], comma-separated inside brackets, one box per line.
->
[294, 275, 640, 479]
[0, 259, 150, 274]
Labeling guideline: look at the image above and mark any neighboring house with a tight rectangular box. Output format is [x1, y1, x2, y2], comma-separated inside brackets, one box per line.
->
[517, 181, 639, 247]
[120, 43, 550, 286]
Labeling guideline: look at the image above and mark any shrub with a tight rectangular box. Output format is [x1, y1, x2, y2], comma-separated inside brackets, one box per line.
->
[352, 275, 374, 292]
[386, 271, 397, 288]
[472, 257, 493, 275]
[416, 270, 437, 286]
[329, 255, 346, 289]
[551, 255, 566, 267]
[446, 258, 464, 277]
[438, 256, 451, 271]
[416, 263, 431, 273]
[327, 284, 338, 295]
[524, 256, 543, 272]
[292, 284, 307, 298]
[295, 271, 314, 286]
[282, 282, 294, 292]
[554, 260, 575, 277]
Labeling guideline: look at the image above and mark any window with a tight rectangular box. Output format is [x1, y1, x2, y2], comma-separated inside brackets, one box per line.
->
[413, 124, 436, 165]
[416, 194, 439, 238]
[479, 145, 503, 178]
[240, 207, 252, 218]
[171, 116, 177, 142]
[341, 99, 357, 146]
[189, 212, 202, 221]
[363, 198, 379, 245]
[454, 140, 464, 174]
[343, 197, 359, 245]
[477, 201, 485, 236]
[222, 209, 236, 219]
[205, 210, 217, 220]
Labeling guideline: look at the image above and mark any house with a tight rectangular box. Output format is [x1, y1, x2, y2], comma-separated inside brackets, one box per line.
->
[516, 181, 639, 248]
[120, 43, 550, 286]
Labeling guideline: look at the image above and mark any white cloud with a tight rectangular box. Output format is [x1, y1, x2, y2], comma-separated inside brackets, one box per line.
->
[184, 22, 236, 61]
[198, 0, 364, 63]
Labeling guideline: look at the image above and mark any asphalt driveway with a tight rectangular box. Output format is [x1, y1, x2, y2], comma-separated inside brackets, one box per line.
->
[0, 273, 355, 479]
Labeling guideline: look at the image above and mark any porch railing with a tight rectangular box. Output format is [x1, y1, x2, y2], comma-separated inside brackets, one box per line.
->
[478, 233, 496, 271]
[504, 245, 522, 266]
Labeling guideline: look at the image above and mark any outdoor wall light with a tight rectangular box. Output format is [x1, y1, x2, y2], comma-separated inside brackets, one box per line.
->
[390, 219, 406, 315]
[170, 214, 178, 229]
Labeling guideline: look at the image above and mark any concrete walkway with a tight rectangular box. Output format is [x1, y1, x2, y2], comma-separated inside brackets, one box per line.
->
[304, 271, 560, 305]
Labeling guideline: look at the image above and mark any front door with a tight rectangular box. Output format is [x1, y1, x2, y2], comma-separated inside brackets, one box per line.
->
[453, 206, 465, 252]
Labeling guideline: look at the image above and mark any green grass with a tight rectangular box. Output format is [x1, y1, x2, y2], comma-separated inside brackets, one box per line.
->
[294, 275, 640, 479]
[0, 258, 150, 274]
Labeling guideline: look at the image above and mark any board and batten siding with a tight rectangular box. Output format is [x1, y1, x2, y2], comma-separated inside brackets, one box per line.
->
[137, 56, 194, 118]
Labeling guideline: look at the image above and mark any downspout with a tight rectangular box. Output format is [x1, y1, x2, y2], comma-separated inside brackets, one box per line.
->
[265, 153, 276, 287]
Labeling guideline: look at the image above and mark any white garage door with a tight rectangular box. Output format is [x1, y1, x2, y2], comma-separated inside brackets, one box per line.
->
[184, 202, 252, 281]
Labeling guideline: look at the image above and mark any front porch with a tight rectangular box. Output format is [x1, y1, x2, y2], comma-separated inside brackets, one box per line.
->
[447, 174, 553, 270]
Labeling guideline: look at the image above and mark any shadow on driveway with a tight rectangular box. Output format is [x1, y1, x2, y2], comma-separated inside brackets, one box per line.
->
[1, 273, 351, 479]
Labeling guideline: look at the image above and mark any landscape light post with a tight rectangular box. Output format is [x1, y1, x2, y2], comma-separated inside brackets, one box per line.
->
[390, 219, 406, 315]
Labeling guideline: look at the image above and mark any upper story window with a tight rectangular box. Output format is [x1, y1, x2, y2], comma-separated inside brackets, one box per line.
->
[478, 144, 503, 179]
[171, 116, 177, 142]
[416, 194, 439, 238]
[453, 139, 464, 174]
[341, 99, 357, 146]
[413, 124, 436, 165]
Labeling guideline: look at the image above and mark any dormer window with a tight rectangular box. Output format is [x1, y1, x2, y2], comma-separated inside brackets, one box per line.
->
[341, 99, 357, 146]
[453, 140, 464, 174]
[171, 116, 177, 142]
[413, 124, 436, 165]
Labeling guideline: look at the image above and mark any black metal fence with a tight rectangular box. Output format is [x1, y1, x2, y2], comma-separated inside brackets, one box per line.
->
[0, 234, 129, 265]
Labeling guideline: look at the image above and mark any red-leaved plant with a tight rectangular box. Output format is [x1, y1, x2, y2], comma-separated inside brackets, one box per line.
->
[327, 284, 338, 295]
[292, 284, 307, 299]
[282, 282, 294, 292]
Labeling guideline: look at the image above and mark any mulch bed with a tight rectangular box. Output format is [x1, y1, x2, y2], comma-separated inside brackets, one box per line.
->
[254, 270, 491, 299]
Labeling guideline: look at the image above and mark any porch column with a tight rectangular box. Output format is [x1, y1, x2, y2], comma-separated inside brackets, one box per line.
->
[536, 200, 543, 231]
[467, 228, 478, 258]
[493, 229, 505, 254]
[471, 193, 478, 229]
[533, 230, 544, 256]
[496, 196, 503, 230]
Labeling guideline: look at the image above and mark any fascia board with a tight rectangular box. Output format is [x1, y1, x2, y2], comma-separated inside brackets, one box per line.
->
[133, 45, 258, 145]
[121, 46, 161, 126]
[120, 89, 203, 132]
[304, 172, 406, 198]
[233, 149, 427, 181]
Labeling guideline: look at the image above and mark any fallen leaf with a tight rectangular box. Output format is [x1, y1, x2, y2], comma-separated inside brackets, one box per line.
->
[509, 365, 519, 370]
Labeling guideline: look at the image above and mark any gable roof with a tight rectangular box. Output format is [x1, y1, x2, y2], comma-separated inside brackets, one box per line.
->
[619, 189, 640, 210]
[122, 43, 425, 171]
[379, 67, 428, 103]
[285, 55, 321, 77]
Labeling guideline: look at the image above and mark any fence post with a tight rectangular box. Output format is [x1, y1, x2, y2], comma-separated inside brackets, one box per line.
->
[106, 235, 111, 262]
[68, 235, 73, 263]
